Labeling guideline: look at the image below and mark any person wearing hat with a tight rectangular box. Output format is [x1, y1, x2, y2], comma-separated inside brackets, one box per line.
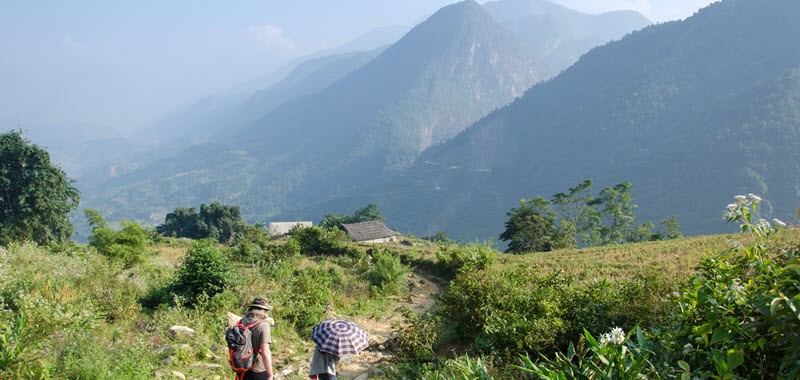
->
[243, 297, 275, 380]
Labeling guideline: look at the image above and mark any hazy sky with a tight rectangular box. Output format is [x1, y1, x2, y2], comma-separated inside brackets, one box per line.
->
[0, 0, 716, 132]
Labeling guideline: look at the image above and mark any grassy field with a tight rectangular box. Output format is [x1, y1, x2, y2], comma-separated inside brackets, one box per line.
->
[496, 228, 800, 281]
[2, 227, 797, 378]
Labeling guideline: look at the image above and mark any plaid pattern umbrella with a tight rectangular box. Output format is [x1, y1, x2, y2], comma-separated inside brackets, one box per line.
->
[311, 318, 368, 356]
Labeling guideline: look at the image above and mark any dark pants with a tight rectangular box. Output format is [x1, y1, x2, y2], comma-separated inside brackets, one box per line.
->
[243, 371, 268, 380]
[318, 374, 336, 380]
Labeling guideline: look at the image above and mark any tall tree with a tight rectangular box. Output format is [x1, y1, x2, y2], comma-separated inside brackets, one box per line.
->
[157, 207, 200, 238]
[660, 215, 683, 240]
[197, 201, 246, 244]
[0, 131, 79, 245]
[500, 196, 557, 254]
[157, 202, 246, 244]
[552, 179, 602, 248]
[597, 182, 637, 244]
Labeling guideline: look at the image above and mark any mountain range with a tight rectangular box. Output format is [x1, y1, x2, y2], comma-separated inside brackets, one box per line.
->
[293, 0, 800, 241]
[83, 0, 650, 226]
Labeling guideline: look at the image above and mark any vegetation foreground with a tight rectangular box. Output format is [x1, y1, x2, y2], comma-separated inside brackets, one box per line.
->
[1, 196, 798, 379]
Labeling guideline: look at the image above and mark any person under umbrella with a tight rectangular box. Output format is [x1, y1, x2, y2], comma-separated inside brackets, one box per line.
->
[308, 346, 339, 380]
[309, 318, 368, 380]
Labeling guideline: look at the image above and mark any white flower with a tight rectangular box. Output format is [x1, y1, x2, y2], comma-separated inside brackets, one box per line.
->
[758, 219, 771, 230]
[729, 279, 745, 294]
[748, 194, 762, 202]
[683, 343, 693, 354]
[600, 327, 626, 347]
[600, 334, 610, 347]
[773, 218, 787, 228]
[610, 327, 625, 345]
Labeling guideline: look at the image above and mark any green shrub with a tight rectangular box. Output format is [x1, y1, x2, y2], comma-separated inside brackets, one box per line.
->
[560, 275, 671, 348]
[169, 241, 233, 307]
[394, 309, 442, 364]
[85, 209, 150, 268]
[435, 241, 496, 278]
[660, 194, 800, 379]
[278, 266, 338, 335]
[364, 248, 409, 295]
[439, 267, 568, 357]
[290, 226, 351, 256]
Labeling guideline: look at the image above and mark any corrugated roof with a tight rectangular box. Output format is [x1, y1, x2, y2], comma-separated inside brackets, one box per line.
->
[342, 220, 399, 242]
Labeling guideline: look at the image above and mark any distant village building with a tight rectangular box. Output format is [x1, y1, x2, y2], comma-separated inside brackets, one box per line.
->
[342, 220, 400, 243]
[269, 221, 312, 238]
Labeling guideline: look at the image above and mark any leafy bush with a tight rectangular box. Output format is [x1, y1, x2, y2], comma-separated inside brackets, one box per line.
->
[394, 309, 442, 364]
[85, 209, 150, 268]
[290, 226, 353, 256]
[560, 275, 672, 347]
[168, 240, 233, 306]
[659, 194, 799, 379]
[434, 241, 495, 278]
[279, 266, 339, 335]
[364, 248, 409, 295]
[439, 267, 567, 357]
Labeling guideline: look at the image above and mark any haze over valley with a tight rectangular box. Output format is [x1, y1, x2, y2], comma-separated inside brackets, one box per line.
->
[8, 0, 798, 244]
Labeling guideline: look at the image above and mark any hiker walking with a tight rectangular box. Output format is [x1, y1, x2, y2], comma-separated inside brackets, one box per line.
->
[308, 346, 339, 380]
[309, 318, 368, 380]
[227, 297, 275, 380]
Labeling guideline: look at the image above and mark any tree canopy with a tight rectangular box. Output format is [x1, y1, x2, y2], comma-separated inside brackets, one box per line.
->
[156, 201, 246, 244]
[501, 180, 681, 253]
[319, 203, 385, 230]
[499, 196, 557, 254]
[0, 131, 79, 245]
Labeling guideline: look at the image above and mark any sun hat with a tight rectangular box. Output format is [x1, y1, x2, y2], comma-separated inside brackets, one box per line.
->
[249, 297, 273, 311]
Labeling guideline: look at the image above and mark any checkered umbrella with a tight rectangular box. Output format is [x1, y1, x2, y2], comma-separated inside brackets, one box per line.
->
[311, 318, 368, 356]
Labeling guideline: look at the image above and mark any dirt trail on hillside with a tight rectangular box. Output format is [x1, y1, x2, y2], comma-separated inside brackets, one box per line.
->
[336, 271, 442, 379]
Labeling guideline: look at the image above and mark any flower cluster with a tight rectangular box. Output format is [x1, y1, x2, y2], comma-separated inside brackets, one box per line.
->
[723, 193, 761, 222]
[723, 194, 786, 238]
[599, 327, 626, 347]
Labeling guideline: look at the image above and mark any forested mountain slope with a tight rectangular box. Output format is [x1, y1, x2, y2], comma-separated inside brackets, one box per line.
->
[84, 0, 546, 222]
[296, 0, 800, 240]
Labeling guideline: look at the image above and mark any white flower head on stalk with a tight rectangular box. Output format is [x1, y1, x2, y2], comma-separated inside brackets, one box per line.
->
[600, 327, 626, 347]
[758, 219, 771, 231]
[723, 194, 759, 221]
[683, 343, 693, 354]
[773, 218, 787, 228]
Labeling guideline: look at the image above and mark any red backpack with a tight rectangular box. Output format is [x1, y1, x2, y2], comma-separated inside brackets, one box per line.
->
[225, 317, 262, 379]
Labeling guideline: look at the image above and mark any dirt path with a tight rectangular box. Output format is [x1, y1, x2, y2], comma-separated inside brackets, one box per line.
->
[336, 271, 442, 379]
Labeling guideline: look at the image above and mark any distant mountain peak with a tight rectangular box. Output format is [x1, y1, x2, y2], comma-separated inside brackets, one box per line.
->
[482, 0, 569, 19]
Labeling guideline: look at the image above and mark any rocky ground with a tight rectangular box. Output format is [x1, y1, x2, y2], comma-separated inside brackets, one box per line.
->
[277, 272, 442, 380]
